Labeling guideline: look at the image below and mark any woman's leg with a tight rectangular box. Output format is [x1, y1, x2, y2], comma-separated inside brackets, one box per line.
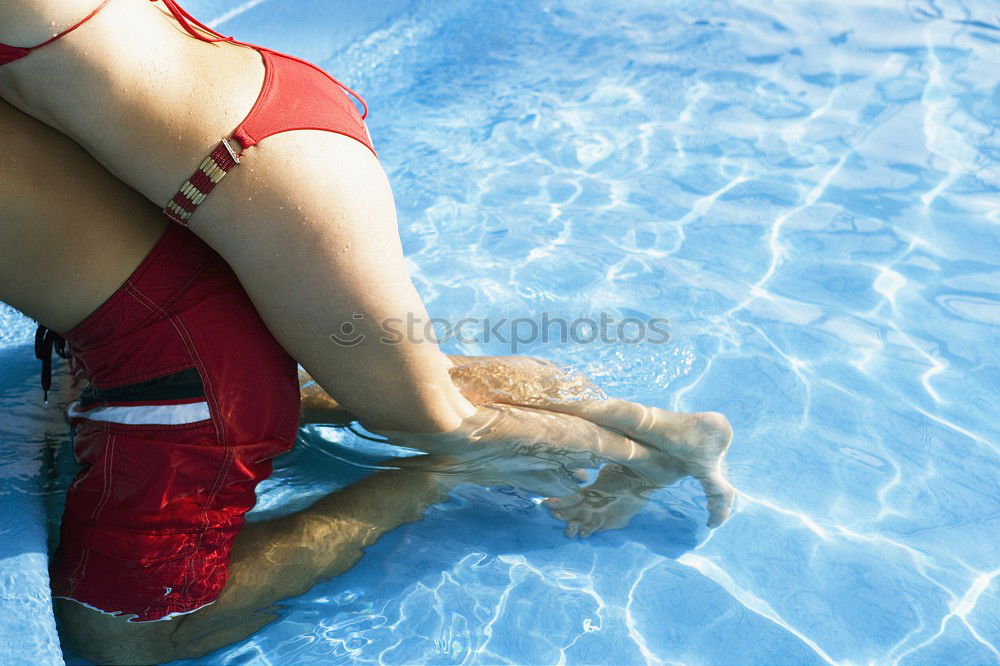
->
[0, 2, 734, 446]
[0, 0, 472, 432]
[0, 99, 166, 333]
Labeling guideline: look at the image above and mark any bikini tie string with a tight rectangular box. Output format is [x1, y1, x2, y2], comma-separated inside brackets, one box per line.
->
[155, 0, 235, 43]
[34, 325, 72, 403]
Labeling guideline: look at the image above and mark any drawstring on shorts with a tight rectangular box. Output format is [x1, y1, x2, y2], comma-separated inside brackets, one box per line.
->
[35, 325, 72, 402]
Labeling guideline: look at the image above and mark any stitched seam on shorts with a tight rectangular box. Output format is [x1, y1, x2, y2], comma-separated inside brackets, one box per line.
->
[172, 314, 234, 602]
[65, 548, 89, 598]
[172, 317, 225, 446]
[89, 432, 116, 522]
[76, 288, 162, 350]
[72, 260, 210, 353]
[123, 284, 235, 602]
[181, 390, 235, 599]
[154, 262, 211, 314]
[73, 268, 203, 390]
[122, 260, 211, 337]
[179, 454, 233, 601]
[121, 283, 225, 446]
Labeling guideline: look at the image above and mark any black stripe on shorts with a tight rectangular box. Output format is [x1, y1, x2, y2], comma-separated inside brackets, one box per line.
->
[78, 367, 205, 407]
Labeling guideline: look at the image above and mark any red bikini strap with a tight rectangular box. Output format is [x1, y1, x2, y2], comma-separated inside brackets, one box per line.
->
[155, 0, 231, 43]
[26, 0, 112, 52]
[151, 0, 369, 120]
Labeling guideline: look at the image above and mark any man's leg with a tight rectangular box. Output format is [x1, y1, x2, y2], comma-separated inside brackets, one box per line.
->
[56, 399, 689, 665]
[54, 456, 456, 664]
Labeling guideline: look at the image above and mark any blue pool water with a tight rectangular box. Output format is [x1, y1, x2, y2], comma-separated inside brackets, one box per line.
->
[1, 0, 997, 664]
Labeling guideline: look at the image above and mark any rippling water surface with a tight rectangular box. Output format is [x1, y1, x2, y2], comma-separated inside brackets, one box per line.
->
[5, 0, 998, 664]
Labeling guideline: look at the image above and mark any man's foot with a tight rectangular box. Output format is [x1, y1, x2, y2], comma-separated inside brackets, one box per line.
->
[549, 410, 736, 530]
[545, 461, 685, 537]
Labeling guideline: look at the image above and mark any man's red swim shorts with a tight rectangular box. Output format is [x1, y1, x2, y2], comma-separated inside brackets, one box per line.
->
[49, 225, 300, 621]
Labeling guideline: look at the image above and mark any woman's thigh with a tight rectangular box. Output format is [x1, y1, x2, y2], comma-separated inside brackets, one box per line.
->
[0, 99, 166, 332]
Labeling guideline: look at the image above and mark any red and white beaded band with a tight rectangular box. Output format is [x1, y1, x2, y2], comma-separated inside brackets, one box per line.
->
[163, 138, 242, 225]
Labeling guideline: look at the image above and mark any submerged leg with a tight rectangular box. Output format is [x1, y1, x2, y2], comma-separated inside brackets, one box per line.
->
[376, 400, 733, 530]
[55, 395, 692, 663]
[56, 457, 456, 664]
[57, 392, 710, 664]
[302, 356, 736, 529]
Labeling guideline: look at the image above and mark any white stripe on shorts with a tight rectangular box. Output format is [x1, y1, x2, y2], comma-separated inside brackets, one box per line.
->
[66, 401, 211, 425]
